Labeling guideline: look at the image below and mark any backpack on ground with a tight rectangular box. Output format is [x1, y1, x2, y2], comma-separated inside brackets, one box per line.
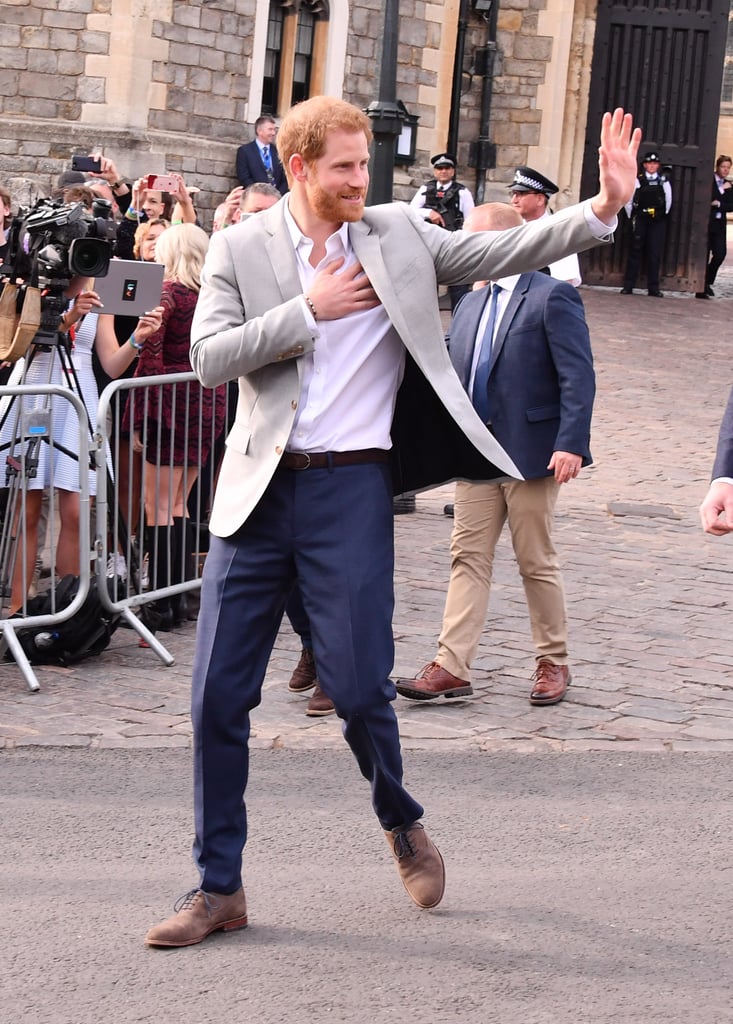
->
[13, 574, 120, 666]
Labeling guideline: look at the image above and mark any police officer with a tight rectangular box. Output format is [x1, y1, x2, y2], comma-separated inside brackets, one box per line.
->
[507, 166, 582, 285]
[411, 153, 475, 310]
[620, 151, 672, 297]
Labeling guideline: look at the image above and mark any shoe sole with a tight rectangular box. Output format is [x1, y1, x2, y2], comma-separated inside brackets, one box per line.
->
[395, 682, 473, 701]
[305, 706, 336, 717]
[145, 915, 248, 948]
[288, 681, 317, 693]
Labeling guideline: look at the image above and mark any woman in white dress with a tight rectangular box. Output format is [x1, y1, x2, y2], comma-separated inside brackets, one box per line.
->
[0, 279, 162, 613]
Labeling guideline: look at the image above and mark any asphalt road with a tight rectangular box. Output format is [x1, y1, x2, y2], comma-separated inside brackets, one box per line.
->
[2, 746, 732, 1024]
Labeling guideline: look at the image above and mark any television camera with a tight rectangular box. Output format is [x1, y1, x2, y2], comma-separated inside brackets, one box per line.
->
[0, 196, 117, 347]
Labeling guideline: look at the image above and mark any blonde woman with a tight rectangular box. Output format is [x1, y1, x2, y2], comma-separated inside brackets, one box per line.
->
[133, 217, 170, 262]
[126, 224, 226, 632]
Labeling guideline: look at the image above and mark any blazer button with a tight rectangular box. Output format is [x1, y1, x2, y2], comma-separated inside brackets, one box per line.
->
[275, 445, 283, 455]
[291, 400, 297, 410]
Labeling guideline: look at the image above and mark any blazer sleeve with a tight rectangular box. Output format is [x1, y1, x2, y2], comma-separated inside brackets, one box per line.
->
[712, 384, 733, 479]
[542, 283, 595, 456]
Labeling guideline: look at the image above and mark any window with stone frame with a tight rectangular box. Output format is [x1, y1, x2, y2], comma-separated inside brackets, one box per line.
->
[262, 0, 330, 115]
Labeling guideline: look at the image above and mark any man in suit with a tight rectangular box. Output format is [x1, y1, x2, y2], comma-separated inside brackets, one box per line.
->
[700, 385, 733, 534]
[235, 114, 288, 195]
[396, 202, 595, 707]
[144, 96, 640, 948]
[697, 155, 733, 299]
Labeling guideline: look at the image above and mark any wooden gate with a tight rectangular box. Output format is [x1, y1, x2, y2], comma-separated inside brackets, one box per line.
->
[579, 0, 730, 292]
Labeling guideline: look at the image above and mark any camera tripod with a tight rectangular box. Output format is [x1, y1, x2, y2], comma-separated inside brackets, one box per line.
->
[0, 299, 137, 623]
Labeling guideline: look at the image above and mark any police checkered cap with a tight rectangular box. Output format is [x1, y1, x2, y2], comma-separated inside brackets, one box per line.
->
[507, 166, 559, 198]
[431, 152, 456, 168]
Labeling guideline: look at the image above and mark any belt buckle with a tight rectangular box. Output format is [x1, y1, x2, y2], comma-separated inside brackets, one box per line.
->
[295, 452, 311, 470]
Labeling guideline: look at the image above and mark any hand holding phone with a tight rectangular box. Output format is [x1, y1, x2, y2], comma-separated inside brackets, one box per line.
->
[146, 173, 178, 193]
[71, 155, 102, 173]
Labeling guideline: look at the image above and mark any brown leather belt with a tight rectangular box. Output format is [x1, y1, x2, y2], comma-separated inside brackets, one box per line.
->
[279, 448, 390, 471]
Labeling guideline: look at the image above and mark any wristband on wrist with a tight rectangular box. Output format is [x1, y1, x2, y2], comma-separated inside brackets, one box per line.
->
[110, 179, 126, 190]
[304, 294, 318, 321]
[125, 208, 140, 220]
[128, 334, 144, 351]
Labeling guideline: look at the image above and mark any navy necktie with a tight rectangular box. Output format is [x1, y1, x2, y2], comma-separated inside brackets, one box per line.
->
[471, 283, 502, 424]
[262, 145, 271, 171]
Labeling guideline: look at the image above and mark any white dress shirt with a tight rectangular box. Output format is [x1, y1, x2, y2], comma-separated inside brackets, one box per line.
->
[284, 200, 405, 452]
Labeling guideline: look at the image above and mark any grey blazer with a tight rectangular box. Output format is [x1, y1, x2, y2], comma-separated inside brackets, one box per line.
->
[191, 199, 610, 537]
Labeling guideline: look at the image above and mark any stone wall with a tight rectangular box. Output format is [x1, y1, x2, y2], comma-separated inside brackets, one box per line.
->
[0, 0, 586, 225]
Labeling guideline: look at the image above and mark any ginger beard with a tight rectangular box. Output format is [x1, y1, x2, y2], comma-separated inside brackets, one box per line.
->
[300, 131, 370, 224]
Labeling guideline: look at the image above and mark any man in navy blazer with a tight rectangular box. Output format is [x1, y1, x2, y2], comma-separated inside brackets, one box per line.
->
[235, 114, 288, 194]
[700, 385, 733, 534]
[397, 202, 595, 707]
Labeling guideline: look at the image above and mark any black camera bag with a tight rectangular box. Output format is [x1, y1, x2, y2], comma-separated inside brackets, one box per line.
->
[14, 574, 120, 666]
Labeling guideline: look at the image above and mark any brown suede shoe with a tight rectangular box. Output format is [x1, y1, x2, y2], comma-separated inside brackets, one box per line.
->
[288, 647, 318, 693]
[395, 661, 473, 701]
[305, 682, 336, 717]
[144, 887, 248, 948]
[529, 661, 571, 706]
[384, 822, 445, 909]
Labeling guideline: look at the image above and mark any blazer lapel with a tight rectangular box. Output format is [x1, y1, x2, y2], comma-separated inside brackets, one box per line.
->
[449, 290, 488, 390]
[261, 201, 302, 303]
[488, 277, 528, 374]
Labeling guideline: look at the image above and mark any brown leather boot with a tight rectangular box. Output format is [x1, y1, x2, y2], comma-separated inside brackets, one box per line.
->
[287, 647, 318, 693]
[144, 887, 248, 948]
[384, 822, 445, 909]
[305, 682, 335, 717]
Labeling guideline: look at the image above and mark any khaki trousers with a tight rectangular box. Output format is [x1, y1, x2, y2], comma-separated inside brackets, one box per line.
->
[437, 476, 568, 681]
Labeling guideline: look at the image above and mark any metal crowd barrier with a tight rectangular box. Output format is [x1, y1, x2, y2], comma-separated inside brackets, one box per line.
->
[1, 372, 229, 692]
[95, 371, 226, 661]
[0, 383, 93, 692]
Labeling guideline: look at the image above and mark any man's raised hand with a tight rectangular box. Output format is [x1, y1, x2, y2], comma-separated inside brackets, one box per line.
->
[591, 108, 642, 224]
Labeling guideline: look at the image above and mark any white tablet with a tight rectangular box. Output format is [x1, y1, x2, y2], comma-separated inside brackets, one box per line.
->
[94, 259, 165, 317]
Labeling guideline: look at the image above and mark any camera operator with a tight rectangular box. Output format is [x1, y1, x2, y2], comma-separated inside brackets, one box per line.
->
[0, 194, 163, 613]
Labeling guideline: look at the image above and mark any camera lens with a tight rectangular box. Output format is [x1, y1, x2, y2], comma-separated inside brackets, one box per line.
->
[68, 237, 112, 278]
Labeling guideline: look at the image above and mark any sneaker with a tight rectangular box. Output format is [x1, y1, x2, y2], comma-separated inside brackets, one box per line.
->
[106, 553, 127, 581]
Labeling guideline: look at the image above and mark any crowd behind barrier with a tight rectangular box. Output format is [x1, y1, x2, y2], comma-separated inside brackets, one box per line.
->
[0, 372, 231, 692]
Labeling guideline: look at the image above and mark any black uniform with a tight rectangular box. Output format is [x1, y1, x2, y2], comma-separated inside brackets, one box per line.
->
[622, 171, 671, 295]
[422, 180, 468, 232]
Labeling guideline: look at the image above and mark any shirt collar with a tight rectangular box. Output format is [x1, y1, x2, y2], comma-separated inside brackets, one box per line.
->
[492, 274, 520, 292]
[283, 199, 351, 259]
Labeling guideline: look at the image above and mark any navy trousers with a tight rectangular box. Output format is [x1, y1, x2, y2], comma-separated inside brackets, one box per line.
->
[191, 461, 424, 894]
[623, 215, 666, 292]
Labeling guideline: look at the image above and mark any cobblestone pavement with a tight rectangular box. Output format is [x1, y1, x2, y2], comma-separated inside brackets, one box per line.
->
[1, 275, 732, 752]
